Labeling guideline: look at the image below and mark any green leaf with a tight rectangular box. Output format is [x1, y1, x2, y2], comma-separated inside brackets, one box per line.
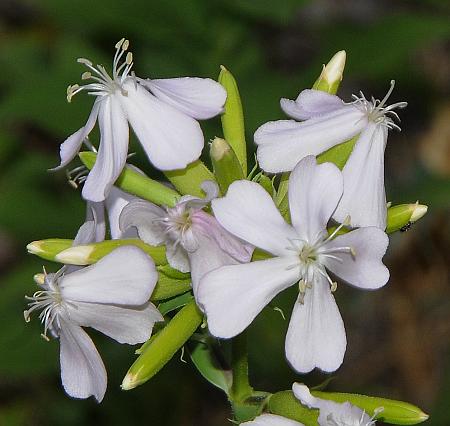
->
[189, 340, 232, 395]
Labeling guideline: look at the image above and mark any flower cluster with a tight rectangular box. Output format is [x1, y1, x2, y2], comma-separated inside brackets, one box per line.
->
[24, 42, 429, 424]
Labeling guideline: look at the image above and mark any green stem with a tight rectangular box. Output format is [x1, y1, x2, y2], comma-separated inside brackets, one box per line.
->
[231, 331, 253, 403]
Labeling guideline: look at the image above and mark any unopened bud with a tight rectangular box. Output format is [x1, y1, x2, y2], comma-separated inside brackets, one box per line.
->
[210, 137, 244, 194]
[313, 50, 346, 95]
[386, 202, 428, 233]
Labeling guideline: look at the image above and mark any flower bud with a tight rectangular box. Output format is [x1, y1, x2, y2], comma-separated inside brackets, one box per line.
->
[121, 300, 202, 390]
[313, 50, 346, 95]
[218, 65, 247, 175]
[34, 239, 168, 266]
[210, 137, 245, 194]
[386, 202, 428, 233]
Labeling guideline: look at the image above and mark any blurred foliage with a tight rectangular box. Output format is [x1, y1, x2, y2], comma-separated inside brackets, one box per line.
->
[0, 0, 449, 425]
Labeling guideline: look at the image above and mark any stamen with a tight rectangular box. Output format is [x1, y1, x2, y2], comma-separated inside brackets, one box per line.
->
[115, 38, 125, 49]
[122, 39, 130, 51]
[77, 58, 93, 67]
[82, 71, 91, 80]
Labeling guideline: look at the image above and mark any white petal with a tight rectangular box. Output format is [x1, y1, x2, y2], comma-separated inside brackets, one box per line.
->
[212, 180, 298, 257]
[198, 256, 299, 339]
[82, 96, 129, 202]
[285, 275, 346, 373]
[59, 319, 106, 402]
[119, 79, 203, 170]
[166, 241, 190, 273]
[84, 201, 106, 243]
[188, 232, 241, 298]
[142, 77, 227, 120]
[60, 246, 157, 305]
[66, 301, 163, 344]
[289, 156, 343, 242]
[333, 122, 388, 229]
[280, 89, 345, 120]
[322, 227, 389, 289]
[52, 99, 101, 170]
[105, 187, 137, 239]
[254, 107, 366, 173]
[192, 210, 253, 263]
[119, 200, 167, 245]
[242, 414, 303, 426]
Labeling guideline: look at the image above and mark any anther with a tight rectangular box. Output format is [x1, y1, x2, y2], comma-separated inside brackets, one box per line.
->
[126, 52, 133, 65]
[81, 71, 91, 80]
[122, 39, 130, 51]
[40, 333, 50, 342]
[331, 281, 338, 292]
[350, 247, 356, 257]
[77, 58, 93, 67]
[115, 38, 125, 49]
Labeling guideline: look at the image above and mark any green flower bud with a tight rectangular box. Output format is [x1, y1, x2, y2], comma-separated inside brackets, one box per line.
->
[386, 202, 428, 233]
[55, 239, 167, 265]
[27, 239, 73, 261]
[313, 50, 347, 95]
[210, 137, 245, 194]
[218, 65, 247, 175]
[79, 151, 180, 207]
[121, 300, 202, 390]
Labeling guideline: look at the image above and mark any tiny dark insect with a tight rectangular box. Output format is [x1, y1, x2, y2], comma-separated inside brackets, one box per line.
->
[400, 221, 413, 232]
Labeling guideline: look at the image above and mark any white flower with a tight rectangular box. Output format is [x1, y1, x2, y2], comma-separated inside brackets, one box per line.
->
[24, 246, 163, 402]
[242, 413, 304, 426]
[197, 156, 389, 373]
[119, 181, 253, 297]
[293, 383, 380, 426]
[55, 38, 227, 202]
[254, 82, 407, 229]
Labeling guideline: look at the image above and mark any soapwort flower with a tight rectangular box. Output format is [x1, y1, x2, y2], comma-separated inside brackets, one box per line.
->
[293, 383, 381, 426]
[198, 156, 389, 373]
[254, 82, 407, 229]
[119, 181, 253, 297]
[24, 246, 162, 402]
[55, 38, 226, 202]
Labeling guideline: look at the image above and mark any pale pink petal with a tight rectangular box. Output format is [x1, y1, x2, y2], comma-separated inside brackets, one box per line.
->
[288, 156, 343, 242]
[60, 246, 157, 306]
[285, 275, 346, 373]
[212, 180, 298, 257]
[243, 414, 304, 426]
[281, 89, 345, 120]
[322, 227, 389, 289]
[51, 99, 101, 170]
[254, 107, 366, 173]
[105, 187, 137, 239]
[142, 77, 226, 120]
[119, 79, 203, 170]
[166, 241, 190, 273]
[333, 122, 388, 229]
[82, 96, 129, 202]
[66, 301, 163, 344]
[59, 319, 106, 402]
[198, 257, 299, 339]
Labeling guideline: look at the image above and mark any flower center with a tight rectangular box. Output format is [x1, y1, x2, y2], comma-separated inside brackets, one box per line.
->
[24, 270, 66, 340]
[351, 80, 407, 131]
[66, 38, 135, 102]
[286, 217, 355, 303]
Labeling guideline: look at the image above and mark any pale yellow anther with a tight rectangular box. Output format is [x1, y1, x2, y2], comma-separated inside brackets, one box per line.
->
[299, 279, 306, 293]
[33, 273, 46, 286]
[126, 52, 133, 65]
[343, 215, 352, 226]
[23, 311, 30, 323]
[40, 333, 50, 342]
[350, 247, 356, 257]
[331, 282, 338, 292]
[81, 71, 91, 80]
[122, 39, 130, 51]
[115, 38, 125, 49]
[77, 58, 92, 67]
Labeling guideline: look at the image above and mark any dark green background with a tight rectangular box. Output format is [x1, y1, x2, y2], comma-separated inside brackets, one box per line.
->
[0, 0, 449, 424]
